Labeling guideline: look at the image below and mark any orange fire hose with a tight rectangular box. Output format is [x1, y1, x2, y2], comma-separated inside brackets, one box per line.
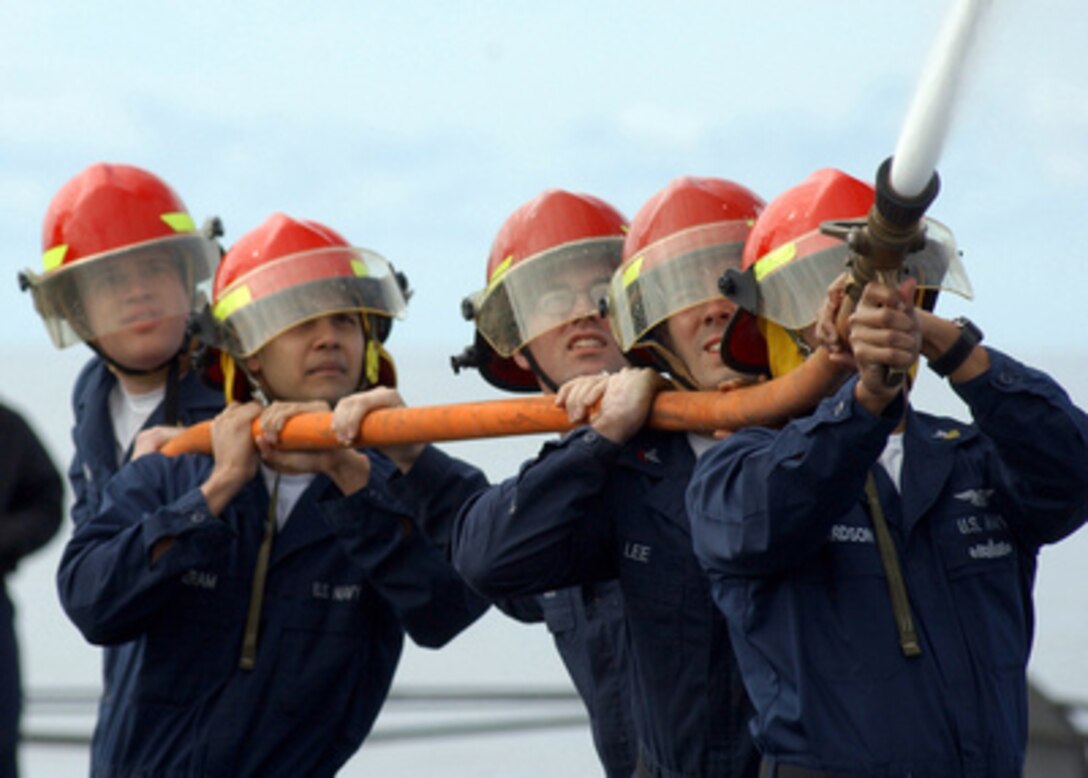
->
[161, 349, 845, 457]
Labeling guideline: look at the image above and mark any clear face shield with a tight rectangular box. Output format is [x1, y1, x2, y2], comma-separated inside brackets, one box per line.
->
[20, 233, 219, 349]
[469, 237, 623, 358]
[212, 245, 407, 358]
[739, 217, 972, 331]
[608, 220, 750, 353]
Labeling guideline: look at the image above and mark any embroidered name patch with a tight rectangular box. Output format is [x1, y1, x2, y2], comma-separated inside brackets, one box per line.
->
[968, 539, 1013, 560]
[312, 582, 363, 602]
[180, 569, 218, 590]
[828, 524, 874, 544]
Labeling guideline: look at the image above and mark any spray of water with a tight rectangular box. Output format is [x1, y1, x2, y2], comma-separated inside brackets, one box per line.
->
[890, 0, 992, 197]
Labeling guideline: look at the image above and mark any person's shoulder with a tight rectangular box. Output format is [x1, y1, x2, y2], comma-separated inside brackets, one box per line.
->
[179, 367, 222, 401]
[177, 369, 226, 419]
[72, 355, 111, 402]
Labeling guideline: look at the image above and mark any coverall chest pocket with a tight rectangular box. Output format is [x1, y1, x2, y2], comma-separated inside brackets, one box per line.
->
[798, 541, 908, 682]
[617, 528, 684, 666]
[274, 584, 371, 718]
[617, 527, 683, 613]
[138, 571, 245, 706]
[935, 513, 1025, 673]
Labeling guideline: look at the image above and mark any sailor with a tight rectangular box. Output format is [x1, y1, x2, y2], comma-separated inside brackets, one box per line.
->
[451, 188, 639, 776]
[57, 213, 487, 777]
[20, 163, 225, 769]
[687, 168, 1088, 777]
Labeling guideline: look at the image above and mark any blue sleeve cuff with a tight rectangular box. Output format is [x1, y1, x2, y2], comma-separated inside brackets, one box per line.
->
[138, 487, 234, 567]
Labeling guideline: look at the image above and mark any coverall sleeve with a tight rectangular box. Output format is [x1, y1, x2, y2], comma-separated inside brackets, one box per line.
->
[321, 471, 488, 649]
[57, 455, 234, 645]
[66, 385, 95, 531]
[386, 444, 543, 623]
[687, 378, 901, 577]
[66, 446, 91, 531]
[386, 444, 489, 551]
[451, 426, 621, 601]
[953, 348, 1088, 547]
[0, 407, 63, 573]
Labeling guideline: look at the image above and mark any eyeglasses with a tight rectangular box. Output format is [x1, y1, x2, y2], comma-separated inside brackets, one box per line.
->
[534, 279, 611, 320]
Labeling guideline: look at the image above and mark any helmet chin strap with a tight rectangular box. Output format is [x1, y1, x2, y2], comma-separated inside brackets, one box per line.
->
[652, 350, 698, 391]
[639, 327, 698, 391]
[520, 347, 560, 394]
[163, 357, 180, 425]
[238, 360, 270, 406]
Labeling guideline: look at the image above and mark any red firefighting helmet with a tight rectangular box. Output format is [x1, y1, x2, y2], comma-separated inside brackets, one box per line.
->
[458, 189, 628, 392]
[608, 175, 764, 386]
[209, 213, 407, 401]
[21, 162, 218, 350]
[720, 168, 971, 377]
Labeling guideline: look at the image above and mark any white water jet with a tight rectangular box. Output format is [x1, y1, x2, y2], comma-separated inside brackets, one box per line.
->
[890, 0, 992, 197]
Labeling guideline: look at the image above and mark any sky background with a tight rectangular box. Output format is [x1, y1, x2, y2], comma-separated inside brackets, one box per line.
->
[2, 1, 1088, 771]
[3, 0, 1087, 358]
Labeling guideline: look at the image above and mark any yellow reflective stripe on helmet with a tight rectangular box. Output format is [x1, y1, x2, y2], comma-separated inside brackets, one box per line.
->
[622, 256, 644, 289]
[753, 242, 797, 282]
[486, 256, 513, 293]
[350, 258, 370, 277]
[213, 285, 253, 321]
[160, 212, 196, 233]
[42, 244, 68, 271]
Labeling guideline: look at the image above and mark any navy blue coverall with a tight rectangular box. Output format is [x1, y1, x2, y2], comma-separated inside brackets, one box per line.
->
[66, 357, 223, 770]
[687, 349, 1088, 777]
[57, 448, 487, 777]
[453, 427, 759, 778]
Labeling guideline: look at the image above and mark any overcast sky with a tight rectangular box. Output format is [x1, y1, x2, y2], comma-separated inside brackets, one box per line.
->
[2, 1, 1086, 360]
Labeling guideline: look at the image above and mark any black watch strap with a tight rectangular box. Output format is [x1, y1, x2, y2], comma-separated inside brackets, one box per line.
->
[928, 317, 983, 377]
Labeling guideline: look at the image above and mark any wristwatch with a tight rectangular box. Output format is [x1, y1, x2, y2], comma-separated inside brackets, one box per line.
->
[928, 316, 984, 377]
